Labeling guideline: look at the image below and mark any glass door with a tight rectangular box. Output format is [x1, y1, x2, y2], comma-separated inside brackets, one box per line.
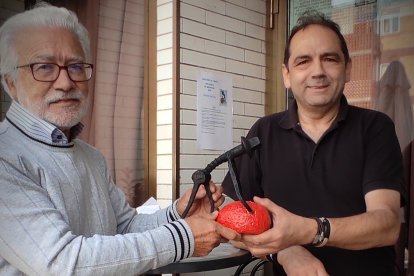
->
[288, 0, 414, 274]
[288, 0, 414, 149]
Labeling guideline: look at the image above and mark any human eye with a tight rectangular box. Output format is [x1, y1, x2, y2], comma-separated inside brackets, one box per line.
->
[68, 63, 84, 73]
[323, 54, 340, 63]
[32, 63, 56, 73]
[294, 58, 309, 67]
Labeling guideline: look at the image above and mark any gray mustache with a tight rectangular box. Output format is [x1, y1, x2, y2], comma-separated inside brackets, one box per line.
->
[46, 91, 84, 104]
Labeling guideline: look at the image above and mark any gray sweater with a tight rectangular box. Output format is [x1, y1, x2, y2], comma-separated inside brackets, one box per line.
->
[0, 103, 194, 275]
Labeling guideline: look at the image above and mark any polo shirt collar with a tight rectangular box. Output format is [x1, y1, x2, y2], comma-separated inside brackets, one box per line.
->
[279, 95, 349, 130]
[6, 101, 83, 146]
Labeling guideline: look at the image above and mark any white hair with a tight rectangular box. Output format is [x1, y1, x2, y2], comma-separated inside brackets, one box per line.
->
[0, 2, 91, 95]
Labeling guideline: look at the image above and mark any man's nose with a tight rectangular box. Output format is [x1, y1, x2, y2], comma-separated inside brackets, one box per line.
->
[53, 68, 74, 91]
[311, 60, 326, 78]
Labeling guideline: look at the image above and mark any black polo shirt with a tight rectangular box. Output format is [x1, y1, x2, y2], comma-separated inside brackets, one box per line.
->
[222, 96, 404, 275]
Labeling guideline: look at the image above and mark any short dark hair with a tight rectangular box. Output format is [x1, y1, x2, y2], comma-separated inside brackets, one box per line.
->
[283, 10, 350, 67]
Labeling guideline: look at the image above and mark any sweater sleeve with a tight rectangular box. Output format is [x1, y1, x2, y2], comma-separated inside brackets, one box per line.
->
[93, 148, 196, 263]
[0, 155, 194, 276]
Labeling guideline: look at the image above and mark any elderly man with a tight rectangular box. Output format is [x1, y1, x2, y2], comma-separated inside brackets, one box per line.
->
[0, 4, 236, 275]
[223, 11, 405, 276]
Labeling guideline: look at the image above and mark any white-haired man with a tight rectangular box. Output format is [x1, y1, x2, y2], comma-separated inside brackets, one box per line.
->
[0, 4, 237, 275]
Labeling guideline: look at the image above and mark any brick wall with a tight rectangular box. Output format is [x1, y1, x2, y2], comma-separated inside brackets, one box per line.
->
[155, 0, 267, 209]
[156, 0, 175, 207]
[178, 0, 267, 195]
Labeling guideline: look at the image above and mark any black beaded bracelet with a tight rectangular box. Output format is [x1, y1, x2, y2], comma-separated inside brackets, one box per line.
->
[311, 217, 331, 247]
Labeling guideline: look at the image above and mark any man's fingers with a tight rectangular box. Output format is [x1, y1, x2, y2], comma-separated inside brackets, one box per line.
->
[195, 185, 207, 198]
[229, 240, 248, 250]
[209, 210, 219, 219]
[253, 196, 280, 214]
[216, 223, 241, 241]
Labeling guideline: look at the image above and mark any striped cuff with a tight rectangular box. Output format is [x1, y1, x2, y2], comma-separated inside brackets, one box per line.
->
[163, 219, 194, 262]
[166, 200, 181, 223]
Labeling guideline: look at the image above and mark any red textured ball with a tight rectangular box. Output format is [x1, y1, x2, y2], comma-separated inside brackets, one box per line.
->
[217, 201, 271, 235]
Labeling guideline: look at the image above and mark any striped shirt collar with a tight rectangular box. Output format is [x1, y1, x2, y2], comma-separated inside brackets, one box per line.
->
[6, 101, 83, 146]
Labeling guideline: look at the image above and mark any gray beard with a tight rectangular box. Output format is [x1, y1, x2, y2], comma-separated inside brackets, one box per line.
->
[17, 88, 89, 129]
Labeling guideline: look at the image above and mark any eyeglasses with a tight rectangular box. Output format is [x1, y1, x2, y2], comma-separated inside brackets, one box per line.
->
[16, 62, 93, 82]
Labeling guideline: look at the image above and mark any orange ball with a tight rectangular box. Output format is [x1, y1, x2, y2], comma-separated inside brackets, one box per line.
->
[217, 201, 271, 235]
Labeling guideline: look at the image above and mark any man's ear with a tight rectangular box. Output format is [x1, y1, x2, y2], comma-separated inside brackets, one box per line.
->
[4, 75, 17, 100]
[281, 63, 291, 89]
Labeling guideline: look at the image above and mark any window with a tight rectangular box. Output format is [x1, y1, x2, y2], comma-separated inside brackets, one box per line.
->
[381, 14, 400, 35]
[379, 63, 389, 79]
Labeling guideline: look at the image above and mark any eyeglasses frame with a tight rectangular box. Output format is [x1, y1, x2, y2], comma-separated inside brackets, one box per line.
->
[16, 62, 94, 82]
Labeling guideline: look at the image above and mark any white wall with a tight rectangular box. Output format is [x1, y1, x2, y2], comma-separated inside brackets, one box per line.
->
[178, 0, 267, 194]
[156, 0, 267, 202]
[156, 0, 268, 275]
[156, 0, 175, 207]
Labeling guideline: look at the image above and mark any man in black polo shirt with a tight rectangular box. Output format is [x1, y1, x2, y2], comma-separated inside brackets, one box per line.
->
[222, 11, 404, 276]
